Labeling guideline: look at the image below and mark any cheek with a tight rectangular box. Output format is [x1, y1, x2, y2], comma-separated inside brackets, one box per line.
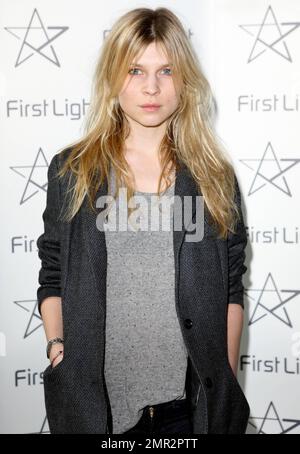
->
[163, 83, 179, 104]
[119, 84, 139, 102]
[165, 94, 179, 110]
[119, 91, 137, 111]
[119, 77, 136, 98]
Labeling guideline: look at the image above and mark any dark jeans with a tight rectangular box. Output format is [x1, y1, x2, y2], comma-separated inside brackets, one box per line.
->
[123, 398, 193, 434]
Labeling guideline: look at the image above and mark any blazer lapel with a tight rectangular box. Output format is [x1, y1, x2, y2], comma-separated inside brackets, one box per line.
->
[172, 162, 203, 263]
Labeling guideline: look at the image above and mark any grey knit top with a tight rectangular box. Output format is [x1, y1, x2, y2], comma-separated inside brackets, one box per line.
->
[103, 167, 188, 434]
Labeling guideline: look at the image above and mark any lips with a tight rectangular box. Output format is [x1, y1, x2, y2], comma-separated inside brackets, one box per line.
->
[140, 104, 161, 108]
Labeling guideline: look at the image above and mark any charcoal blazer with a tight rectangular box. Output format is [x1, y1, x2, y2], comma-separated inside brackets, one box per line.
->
[37, 147, 250, 434]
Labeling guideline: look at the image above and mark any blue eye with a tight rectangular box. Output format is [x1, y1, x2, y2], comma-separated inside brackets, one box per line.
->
[128, 68, 172, 75]
[128, 68, 142, 75]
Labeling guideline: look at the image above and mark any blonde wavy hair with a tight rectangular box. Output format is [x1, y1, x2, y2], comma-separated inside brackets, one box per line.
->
[57, 7, 240, 239]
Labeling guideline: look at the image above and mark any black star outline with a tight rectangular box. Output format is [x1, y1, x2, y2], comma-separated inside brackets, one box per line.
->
[14, 299, 43, 338]
[239, 142, 300, 196]
[39, 416, 50, 434]
[248, 402, 300, 434]
[239, 5, 300, 63]
[4, 8, 68, 67]
[26, 416, 50, 434]
[245, 272, 300, 328]
[10, 148, 49, 204]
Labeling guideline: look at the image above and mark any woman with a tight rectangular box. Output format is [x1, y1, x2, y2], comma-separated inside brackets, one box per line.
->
[37, 7, 250, 434]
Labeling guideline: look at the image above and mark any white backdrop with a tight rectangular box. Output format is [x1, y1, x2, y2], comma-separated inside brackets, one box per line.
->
[0, 0, 299, 434]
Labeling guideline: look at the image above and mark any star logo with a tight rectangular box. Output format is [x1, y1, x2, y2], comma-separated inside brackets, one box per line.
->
[10, 148, 49, 204]
[248, 402, 300, 434]
[39, 416, 50, 434]
[246, 273, 300, 328]
[239, 5, 300, 63]
[27, 416, 50, 434]
[14, 299, 43, 338]
[4, 8, 68, 67]
[239, 142, 300, 196]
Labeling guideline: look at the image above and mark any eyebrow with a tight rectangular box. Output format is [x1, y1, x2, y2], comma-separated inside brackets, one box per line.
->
[130, 62, 173, 68]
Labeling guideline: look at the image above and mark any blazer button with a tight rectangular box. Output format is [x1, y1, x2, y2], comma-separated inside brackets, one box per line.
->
[204, 377, 213, 388]
[184, 318, 193, 329]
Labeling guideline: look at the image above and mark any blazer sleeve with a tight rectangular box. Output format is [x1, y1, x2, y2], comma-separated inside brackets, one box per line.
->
[227, 175, 248, 308]
[36, 153, 62, 315]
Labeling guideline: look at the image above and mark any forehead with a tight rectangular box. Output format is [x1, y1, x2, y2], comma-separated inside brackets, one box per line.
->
[131, 42, 171, 67]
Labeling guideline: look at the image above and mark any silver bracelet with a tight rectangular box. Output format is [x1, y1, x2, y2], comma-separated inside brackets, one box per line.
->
[46, 337, 64, 359]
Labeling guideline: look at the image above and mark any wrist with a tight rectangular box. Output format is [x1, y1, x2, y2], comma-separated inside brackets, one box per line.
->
[49, 343, 64, 362]
[46, 337, 64, 359]
[51, 350, 64, 368]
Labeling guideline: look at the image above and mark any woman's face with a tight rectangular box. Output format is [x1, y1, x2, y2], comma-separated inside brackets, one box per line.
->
[118, 42, 180, 127]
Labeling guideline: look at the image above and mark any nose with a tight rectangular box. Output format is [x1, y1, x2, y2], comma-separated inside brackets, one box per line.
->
[143, 74, 161, 96]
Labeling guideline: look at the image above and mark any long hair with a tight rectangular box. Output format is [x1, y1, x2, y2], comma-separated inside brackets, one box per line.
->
[57, 7, 240, 239]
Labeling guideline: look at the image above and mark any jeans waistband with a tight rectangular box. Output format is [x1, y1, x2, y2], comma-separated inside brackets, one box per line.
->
[143, 398, 188, 417]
